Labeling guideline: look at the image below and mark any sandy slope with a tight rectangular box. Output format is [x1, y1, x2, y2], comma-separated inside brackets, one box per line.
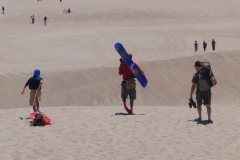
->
[1, 0, 240, 108]
[1, 0, 240, 159]
[1, 106, 240, 160]
[1, 50, 240, 108]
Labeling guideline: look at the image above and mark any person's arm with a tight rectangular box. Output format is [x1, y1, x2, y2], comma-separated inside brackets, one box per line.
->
[190, 74, 197, 99]
[36, 81, 43, 93]
[118, 70, 122, 75]
[138, 67, 145, 77]
[118, 64, 123, 75]
[135, 63, 145, 77]
[210, 77, 216, 86]
[21, 79, 30, 95]
[21, 85, 27, 95]
[190, 83, 196, 99]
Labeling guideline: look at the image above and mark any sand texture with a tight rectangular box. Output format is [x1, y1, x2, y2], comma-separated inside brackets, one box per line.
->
[1, 0, 240, 159]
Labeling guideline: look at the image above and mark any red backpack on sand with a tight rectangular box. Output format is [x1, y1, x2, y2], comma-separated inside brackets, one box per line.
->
[32, 113, 44, 126]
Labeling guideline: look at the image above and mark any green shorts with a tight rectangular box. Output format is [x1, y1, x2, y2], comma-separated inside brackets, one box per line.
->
[196, 90, 211, 106]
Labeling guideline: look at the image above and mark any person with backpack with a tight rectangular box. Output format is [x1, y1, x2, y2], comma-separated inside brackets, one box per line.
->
[21, 69, 43, 113]
[189, 61, 216, 123]
[118, 54, 145, 114]
[203, 41, 207, 51]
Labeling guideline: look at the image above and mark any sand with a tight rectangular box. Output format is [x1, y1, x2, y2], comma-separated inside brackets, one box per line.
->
[1, 0, 240, 159]
[1, 106, 240, 160]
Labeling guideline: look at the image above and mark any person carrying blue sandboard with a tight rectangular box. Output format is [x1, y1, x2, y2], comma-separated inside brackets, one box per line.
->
[115, 43, 147, 114]
[115, 43, 148, 88]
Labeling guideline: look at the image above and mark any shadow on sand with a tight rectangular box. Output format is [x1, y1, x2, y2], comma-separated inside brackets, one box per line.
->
[188, 119, 213, 125]
[30, 124, 46, 127]
[113, 112, 145, 116]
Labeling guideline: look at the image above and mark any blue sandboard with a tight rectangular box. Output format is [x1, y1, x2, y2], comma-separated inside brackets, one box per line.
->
[114, 43, 148, 88]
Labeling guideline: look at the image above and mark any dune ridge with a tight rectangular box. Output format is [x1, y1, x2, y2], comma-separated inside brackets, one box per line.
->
[1, 50, 240, 109]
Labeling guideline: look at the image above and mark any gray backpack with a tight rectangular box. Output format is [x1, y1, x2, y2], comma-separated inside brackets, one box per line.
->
[199, 67, 212, 91]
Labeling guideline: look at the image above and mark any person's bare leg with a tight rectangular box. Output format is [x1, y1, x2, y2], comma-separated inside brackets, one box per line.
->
[206, 104, 211, 120]
[32, 104, 37, 112]
[123, 100, 131, 113]
[36, 102, 41, 113]
[130, 99, 134, 114]
[197, 105, 202, 120]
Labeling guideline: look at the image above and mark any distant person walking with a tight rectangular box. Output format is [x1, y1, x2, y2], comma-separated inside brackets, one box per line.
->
[63, 8, 67, 14]
[44, 16, 47, 26]
[203, 41, 207, 51]
[212, 39, 216, 51]
[194, 41, 198, 52]
[31, 14, 35, 24]
[21, 69, 43, 113]
[2, 6, 4, 14]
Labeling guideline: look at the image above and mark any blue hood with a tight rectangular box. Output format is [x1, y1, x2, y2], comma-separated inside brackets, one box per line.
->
[33, 69, 40, 77]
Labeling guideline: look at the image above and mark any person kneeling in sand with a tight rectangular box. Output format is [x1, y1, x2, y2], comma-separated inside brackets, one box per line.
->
[21, 69, 43, 113]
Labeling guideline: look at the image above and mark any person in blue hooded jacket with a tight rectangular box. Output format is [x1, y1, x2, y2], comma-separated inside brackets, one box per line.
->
[21, 69, 43, 113]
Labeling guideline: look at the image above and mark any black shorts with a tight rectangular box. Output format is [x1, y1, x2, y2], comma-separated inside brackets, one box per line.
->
[121, 88, 136, 101]
[196, 90, 211, 106]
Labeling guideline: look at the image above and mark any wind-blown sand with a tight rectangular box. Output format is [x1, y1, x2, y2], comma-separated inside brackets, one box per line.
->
[1, 0, 240, 159]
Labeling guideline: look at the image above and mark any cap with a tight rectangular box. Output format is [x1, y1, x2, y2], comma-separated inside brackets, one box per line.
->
[194, 61, 201, 67]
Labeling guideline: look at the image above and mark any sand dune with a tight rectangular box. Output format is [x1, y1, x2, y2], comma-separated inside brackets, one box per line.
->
[1, 106, 240, 160]
[1, 0, 240, 159]
[1, 50, 240, 108]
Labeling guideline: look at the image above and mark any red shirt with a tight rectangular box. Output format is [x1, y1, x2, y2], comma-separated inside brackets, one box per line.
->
[119, 62, 138, 80]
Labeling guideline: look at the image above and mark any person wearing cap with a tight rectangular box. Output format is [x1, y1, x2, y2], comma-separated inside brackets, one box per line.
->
[190, 61, 216, 123]
[21, 69, 43, 113]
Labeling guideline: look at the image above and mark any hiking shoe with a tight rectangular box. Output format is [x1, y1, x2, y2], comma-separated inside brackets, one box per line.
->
[188, 101, 192, 108]
[197, 118, 202, 121]
[128, 110, 133, 114]
[188, 98, 197, 108]
[208, 119, 213, 123]
[192, 101, 196, 108]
